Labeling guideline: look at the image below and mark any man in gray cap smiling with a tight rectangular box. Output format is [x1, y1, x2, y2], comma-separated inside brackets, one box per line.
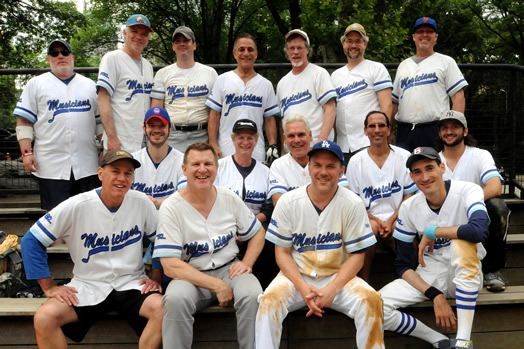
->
[436, 110, 511, 292]
[151, 25, 218, 152]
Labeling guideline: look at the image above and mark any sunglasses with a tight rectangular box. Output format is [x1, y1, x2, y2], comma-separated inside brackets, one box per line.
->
[49, 49, 71, 57]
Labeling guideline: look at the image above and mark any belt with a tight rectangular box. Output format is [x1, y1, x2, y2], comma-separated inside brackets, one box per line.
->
[397, 120, 438, 130]
[172, 123, 208, 131]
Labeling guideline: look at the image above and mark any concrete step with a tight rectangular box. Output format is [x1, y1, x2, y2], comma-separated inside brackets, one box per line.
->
[2, 287, 524, 348]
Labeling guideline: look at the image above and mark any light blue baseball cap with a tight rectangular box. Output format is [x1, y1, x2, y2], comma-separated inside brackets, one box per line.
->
[126, 14, 152, 32]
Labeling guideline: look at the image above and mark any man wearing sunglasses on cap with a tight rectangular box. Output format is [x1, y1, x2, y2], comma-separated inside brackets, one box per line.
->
[14, 39, 102, 212]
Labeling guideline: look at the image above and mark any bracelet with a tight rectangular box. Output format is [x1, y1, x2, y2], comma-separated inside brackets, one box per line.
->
[22, 152, 33, 157]
[424, 286, 443, 301]
[424, 225, 438, 239]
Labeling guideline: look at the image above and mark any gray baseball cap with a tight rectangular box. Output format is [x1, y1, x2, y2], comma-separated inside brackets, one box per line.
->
[172, 26, 196, 42]
[100, 150, 141, 169]
[438, 110, 468, 128]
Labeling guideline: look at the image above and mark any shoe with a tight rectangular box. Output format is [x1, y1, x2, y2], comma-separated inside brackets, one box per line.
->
[432, 339, 451, 348]
[484, 271, 507, 292]
[451, 338, 473, 348]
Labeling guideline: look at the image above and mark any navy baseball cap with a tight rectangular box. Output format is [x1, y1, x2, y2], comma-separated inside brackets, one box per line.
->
[414, 17, 437, 32]
[101, 150, 141, 169]
[233, 119, 258, 133]
[406, 147, 440, 170]
[144, 107, 171, 125]
[47, 39, 72, 55]
[307, 140, 344, 164]
[126, 14, 152, 32]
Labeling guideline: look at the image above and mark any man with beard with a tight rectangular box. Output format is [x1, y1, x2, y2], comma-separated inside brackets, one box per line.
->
[277, 29, 337, 144]
[331, 23, 393, 166]
[437, 110, 510, 292]
[132, 107, 186, 209]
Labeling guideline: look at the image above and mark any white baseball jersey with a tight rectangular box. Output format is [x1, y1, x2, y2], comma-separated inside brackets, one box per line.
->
[268, 153, 348, 199]
[28, 188, 158, 306]
[97, 49, 154, 153]
[277, 63, 337, 142]
[205, 71, 280, 161]
[394, 180, 487, 259]
[346, 146, 417, 221]
[153, 186, 262, 271]
[267, 186, 376, 278]
[215, 156, 269, 215]
[151, 62, 217, 124]
[440, 146, 503, 187]
[331, 60, 393, 152]
[14, 72, 100, 180]
[131, 147, 186, 198]
[392, 52, 468, 124]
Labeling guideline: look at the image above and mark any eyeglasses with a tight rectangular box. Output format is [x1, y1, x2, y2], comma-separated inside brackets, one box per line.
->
[366, 123, 387, 129]
[49, 49, 71, 57]
[345, 39, 364, 45]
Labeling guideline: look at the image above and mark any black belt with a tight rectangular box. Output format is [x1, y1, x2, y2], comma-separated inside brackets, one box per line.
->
[397, 120, 438, 130]
[172, 123, 208, 131]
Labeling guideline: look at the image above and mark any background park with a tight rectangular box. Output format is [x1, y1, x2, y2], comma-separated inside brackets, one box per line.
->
[0, 1, 524, 347]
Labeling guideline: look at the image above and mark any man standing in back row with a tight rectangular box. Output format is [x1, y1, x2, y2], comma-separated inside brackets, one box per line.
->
[331, 23, 393, 166]
[206, 33, 279, 162]
[392, 17, 468, 151]
[277, 29, 337, 144]
[14, 39, 102, 211]
[151, 26, 217, 152]
[97, 14, 154, 153]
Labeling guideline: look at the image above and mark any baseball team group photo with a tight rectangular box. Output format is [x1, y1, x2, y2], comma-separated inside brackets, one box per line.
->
[1, 2, 523, 348]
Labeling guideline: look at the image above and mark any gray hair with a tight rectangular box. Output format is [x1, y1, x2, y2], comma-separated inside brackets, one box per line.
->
[283, 114, 311, 134]
[283, 34, 313, 59]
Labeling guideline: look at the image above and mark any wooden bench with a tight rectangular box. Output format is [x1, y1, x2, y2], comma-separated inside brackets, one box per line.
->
[2, 286, 524, 348]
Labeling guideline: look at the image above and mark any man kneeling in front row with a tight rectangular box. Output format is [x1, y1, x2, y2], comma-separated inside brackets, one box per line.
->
[256, 140, 385, 349]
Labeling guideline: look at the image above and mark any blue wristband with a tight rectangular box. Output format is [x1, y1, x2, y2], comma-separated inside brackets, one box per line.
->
[424, 226, 438, 239]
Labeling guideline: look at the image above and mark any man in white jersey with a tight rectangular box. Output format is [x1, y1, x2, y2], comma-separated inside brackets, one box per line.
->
[277, 29, 337, 144]
[20, 150, 163, 349]
[380, 147, 489, 349]
[132, 107, 185, 209]
[14, 39, 101, 211]
[437, 110, 510, 292]
[392, 17, 468, 151]
[97, 14, 154, 153]
[206, 33, 279, 162]
[268, 114, 349, 207]
[346, 111, 416, 282]
[153, 143, 265, 349]
[151, 26, 217, 152]
[331, 23, 393, 166]
[256, 140, 384, 349]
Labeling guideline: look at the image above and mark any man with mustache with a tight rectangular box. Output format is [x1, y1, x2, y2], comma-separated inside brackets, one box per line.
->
[277, 29, 337, 145]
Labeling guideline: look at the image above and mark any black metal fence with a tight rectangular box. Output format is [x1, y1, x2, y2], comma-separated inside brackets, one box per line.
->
[1, 64, 523, 197]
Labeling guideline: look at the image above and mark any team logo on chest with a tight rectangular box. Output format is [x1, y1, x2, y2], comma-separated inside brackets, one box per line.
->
[125, 80, 154, 101]
[280, 90, 312, 112]
[223, 93, 263, 116]
[80, 225, 143, 263]
[47, 99, 92, 123]
[337, 79, 368, 99]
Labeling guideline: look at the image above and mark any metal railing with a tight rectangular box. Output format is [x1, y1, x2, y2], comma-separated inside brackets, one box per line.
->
[1, 63, 523, 197]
